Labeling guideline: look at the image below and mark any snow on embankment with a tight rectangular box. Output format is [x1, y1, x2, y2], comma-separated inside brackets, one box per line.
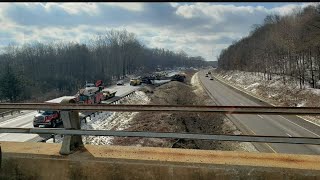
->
[191, 72, 205, 96]
[82, 91, 150, 145]
[190, 72, 258, 152]
[213, 69, 320, 126]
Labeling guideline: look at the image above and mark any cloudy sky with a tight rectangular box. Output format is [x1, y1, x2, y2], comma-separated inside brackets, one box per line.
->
[0, 2, 316, 61]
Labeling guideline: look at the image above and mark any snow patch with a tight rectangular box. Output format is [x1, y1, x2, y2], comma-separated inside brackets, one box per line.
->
[191, 72, 198, 85]
[244, 83, 260, 90]
[297, 101, 306, 107]
[214, 69, 320, 126]
[191, 72, 206, 96]
[309, 88, 320, 96]
[82, 91, 149, 145]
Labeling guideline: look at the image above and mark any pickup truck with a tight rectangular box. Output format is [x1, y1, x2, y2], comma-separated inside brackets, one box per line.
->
[33, 110, 62, 128]
[34, 96, 75, 128]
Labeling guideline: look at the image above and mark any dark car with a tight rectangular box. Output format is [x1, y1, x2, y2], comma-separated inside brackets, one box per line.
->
[33, 110, 61, 128]
[210, 77, 213, 80]
[117, 80, 124, 85]
[205, 74, 208, 77]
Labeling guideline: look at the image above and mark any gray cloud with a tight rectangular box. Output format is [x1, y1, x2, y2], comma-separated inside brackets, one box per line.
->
[0, 3, 310, 60]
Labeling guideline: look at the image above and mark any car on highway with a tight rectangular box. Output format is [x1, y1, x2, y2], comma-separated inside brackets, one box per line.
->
[210, 77, 213, 80]
[205, 74, 208, 77]
[117, 80, 124, 85]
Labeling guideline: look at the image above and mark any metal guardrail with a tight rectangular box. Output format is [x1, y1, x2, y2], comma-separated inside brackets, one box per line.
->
[1, 104, 320, 115]
[0, 110, 20, 118]
[0, 101, 320, 155]
[1, 127, 320, 145]
[81, 90, 136, 120]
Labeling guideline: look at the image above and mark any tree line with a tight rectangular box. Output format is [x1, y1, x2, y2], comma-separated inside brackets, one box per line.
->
[0, 29, 208, 102]
[218, 4, 320, 89]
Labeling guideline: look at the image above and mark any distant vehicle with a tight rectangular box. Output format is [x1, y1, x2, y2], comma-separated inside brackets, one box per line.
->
[171, 74, 186, 82]
[117, 80, 124, 85]
[33, 110, 61, 128]
[130, 78, 142, 86]
[101, 89, 117, 99]
[85, 83, 95, 88]
[141, 76, 153, 84]
[205, 74, 208, 77]
[210, 77, 213, 80]
[75, 80, 105, 104]
[208, 71, 211, 74]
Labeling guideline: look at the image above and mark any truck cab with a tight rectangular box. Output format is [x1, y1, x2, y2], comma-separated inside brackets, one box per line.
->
[102, 89, 117, 100]
[33, 110, 61, 128]
[130, 78, 142, 86]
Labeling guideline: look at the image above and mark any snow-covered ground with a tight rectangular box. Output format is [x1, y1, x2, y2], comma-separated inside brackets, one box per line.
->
[152, 80, 171, 84]
[213, 69, 320, 126]
[47, 91, 150, 144]
[191, 72, 202, 95]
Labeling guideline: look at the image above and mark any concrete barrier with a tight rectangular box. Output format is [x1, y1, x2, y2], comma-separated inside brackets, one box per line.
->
[1, 142, 320, 179]
[0, 110, 20, 118]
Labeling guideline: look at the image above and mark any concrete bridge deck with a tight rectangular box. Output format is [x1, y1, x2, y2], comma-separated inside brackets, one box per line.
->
[1, 141, 320, 179]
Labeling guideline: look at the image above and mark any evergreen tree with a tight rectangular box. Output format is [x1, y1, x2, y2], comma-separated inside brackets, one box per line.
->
[0, 65, 23, 102]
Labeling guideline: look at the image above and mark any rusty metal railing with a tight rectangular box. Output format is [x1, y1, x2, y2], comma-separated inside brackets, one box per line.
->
[0, 101, 320, 155]
[1, 103, 320, 115]
[1, 127, 320, 145]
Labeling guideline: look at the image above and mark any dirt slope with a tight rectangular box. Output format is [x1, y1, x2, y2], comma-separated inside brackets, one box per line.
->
[112, 71, 257, 152]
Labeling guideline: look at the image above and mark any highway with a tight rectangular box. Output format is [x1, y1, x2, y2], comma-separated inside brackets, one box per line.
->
[199, 70, 320, 155]
[0, 83, 141, 142]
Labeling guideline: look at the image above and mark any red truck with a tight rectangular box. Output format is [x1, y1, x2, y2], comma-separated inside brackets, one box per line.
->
[33, 96, 75, 128]
[33, 110, 61, 128]
[75, 80, 107, 104]
[33, 80, 116, 128]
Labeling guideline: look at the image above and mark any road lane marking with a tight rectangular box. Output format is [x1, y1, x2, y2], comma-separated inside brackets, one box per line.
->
[257, 115, 264, 119]
[286, 133, 292, 137]
[266, 144, 277, 153]
[201, 71, 277, 153]
[296, 115, 320, 128]
[0, 111, 37, 127]
[234, 116, 277, 153]
[278, 115, 320, 137]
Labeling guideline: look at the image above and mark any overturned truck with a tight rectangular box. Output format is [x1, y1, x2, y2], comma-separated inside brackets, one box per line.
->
[141, 73, 186, 85]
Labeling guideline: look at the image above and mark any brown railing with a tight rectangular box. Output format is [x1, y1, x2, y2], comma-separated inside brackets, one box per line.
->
[0, 101, 320, 155]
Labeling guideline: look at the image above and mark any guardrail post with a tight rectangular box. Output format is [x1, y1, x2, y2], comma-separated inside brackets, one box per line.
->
[52, 134, 56, 143]
[59, 98, 83, 155]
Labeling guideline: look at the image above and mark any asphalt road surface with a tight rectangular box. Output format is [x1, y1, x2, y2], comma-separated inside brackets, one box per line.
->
[0, 82, 141, 142]
[199, 70, 320, 155]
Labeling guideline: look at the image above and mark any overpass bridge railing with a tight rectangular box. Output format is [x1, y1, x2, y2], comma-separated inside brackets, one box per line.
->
[0, 102, 320, 155]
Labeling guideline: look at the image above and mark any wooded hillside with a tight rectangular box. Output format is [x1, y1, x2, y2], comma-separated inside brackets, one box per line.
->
[0, 29, 208, 102]
[218, 4, 320, 89]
